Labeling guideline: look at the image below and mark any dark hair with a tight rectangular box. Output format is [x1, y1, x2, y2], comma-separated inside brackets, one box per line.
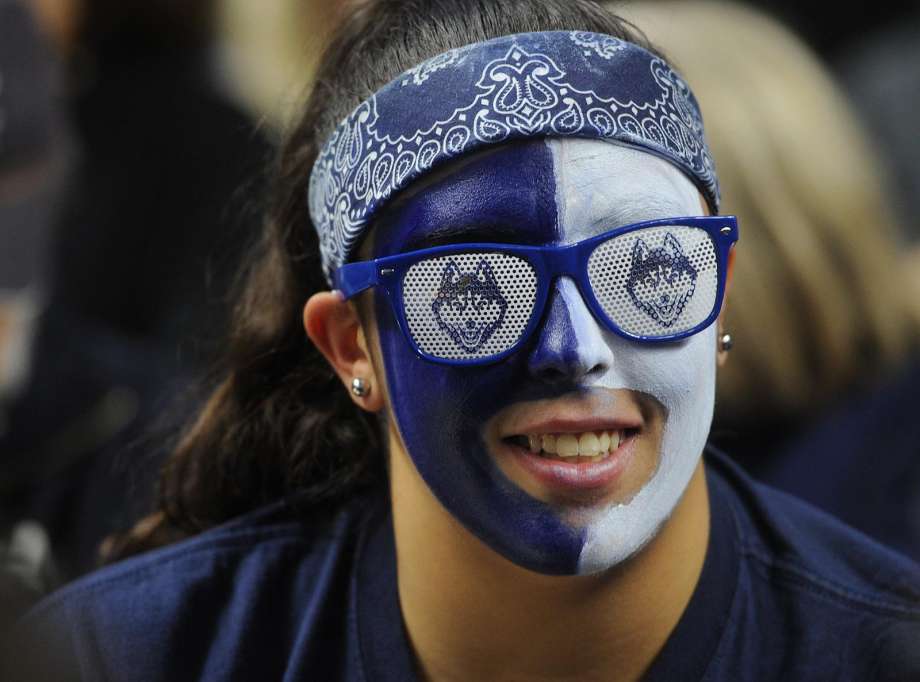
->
[105, 0, 659, 561]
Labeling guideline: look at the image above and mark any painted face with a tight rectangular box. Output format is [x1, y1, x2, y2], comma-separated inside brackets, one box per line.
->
[370, 138, 716, 575]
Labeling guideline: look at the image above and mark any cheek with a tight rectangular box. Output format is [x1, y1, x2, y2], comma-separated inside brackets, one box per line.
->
[590, 328, 715, 408]
[374, 292, 586, 573]
[656, 329, 718, 456]
[575, 329, 716, 573]
[374, 290, 518, 449]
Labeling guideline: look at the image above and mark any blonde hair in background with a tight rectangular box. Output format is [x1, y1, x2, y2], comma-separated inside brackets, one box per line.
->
[614, 0, 920, 425]
[217, 0, 344, 127]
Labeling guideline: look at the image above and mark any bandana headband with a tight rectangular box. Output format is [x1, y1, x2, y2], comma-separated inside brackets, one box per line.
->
[308, 30, 721, 283]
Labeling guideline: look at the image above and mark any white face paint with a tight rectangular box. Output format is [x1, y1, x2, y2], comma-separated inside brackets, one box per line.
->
[546, 138, 717, 574]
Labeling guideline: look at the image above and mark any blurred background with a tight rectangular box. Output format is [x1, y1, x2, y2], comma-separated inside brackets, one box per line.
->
[1, 0, 918, 632]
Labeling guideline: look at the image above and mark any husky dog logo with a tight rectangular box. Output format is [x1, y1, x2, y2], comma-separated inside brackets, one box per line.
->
[432, 259, 508, 352]
[626, 233, 698, 327]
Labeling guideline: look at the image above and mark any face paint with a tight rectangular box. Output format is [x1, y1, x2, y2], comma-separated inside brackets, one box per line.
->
[372, 137, 715, 575]
[373, 140, 585, 574]
[546, 140, 715, 573]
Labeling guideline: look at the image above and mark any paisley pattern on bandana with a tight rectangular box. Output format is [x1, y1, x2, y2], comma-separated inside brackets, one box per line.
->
[570, 31, 627, 59]
[309, 31, 721, 282]
[404, 47, 471, 85]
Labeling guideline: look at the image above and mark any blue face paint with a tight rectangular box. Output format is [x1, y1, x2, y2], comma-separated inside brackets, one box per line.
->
[372, 140, 589, 574]
[528, 282, 610, 385]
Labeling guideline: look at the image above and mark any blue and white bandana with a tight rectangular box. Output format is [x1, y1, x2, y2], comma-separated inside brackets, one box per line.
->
[308, 30, 720, 283]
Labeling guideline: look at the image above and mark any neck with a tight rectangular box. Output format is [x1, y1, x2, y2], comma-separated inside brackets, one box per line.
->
[390, 430, 711, 682]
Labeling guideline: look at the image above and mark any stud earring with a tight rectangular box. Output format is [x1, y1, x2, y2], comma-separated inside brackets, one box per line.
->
[719, 333, 734, 352]
[351, 377, 369, 397]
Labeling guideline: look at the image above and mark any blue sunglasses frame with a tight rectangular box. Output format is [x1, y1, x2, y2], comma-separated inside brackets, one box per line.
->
[334, 215, 739, 366]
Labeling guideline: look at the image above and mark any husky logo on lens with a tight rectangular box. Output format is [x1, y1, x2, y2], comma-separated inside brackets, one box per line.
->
[626, 233, 698, 327]
[432, 259, 508, 352]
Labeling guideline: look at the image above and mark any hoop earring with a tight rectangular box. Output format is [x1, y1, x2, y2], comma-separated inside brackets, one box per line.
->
[719, 333, 734, 352]
[351, 377, 370, 397]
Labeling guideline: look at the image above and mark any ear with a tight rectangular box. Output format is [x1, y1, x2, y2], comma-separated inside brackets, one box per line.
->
[717, 247, 736, 368]
[474, 259, 496, 284]
[442, 261, 461, 287]
[663, 232, 683, 258]
[303, 291, 385, 412]
[632, 237, 650, 263]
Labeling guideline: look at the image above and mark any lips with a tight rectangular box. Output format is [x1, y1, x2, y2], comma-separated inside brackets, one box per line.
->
[488, 392, 647, 500]
[499, 428, 639, 498]
[499, 425, 641, 502]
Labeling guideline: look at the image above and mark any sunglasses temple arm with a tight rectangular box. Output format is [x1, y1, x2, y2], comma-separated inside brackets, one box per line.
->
[333, 261, 382, 300]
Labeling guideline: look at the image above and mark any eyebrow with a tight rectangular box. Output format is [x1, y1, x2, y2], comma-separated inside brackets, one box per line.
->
[587, 203, 692, 232]
[401, 223, 548, 251]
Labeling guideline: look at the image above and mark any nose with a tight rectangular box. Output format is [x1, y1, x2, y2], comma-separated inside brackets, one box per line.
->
[527, 278, 613, 385]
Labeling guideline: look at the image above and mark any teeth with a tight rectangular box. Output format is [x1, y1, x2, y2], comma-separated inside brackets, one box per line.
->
[598, 432, 610, 452]
[578, 432, 600, 457]
[557, 434, 579, 457]
[520, 430, 629, 459]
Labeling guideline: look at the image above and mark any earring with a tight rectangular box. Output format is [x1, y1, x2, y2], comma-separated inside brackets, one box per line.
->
[351, 377, 370, 397]
[719, 333, 734, 352]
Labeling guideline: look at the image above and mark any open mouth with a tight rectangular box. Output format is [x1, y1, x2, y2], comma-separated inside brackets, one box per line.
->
[496, 427, 642, 498]
[503, 428, 640, 464]
[487, 392, 652, 498]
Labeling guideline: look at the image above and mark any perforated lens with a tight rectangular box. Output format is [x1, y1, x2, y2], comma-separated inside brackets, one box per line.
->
[587, 225, 719, 338]
[402, 252, 538, 361]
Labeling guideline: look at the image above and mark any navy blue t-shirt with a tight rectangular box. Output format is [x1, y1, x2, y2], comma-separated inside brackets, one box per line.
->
[9, 449, 920, 681]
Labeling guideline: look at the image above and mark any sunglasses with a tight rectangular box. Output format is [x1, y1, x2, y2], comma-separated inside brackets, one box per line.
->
[335, 216, 738, 365]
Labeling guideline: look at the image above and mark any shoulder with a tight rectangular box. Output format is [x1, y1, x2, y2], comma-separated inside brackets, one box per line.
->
[706, 449, 920, 680]
[10, 493, 384, 681]
[30, 496, 364, 614]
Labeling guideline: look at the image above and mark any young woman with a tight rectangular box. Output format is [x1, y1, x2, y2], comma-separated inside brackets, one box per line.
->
[11, 1, 919, 680]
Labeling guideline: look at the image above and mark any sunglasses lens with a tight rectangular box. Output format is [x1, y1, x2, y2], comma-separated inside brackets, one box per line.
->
[402, 252, 538, 362]
[587, 225, 719, 338]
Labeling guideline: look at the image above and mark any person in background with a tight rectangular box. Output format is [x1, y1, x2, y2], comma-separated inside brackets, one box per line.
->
[40, 0, 270, 367]
[0, 0, 66, 638]
[841, 12, 920, 242]
[0, 0, 66, 417]
[618, 0, 920, 560]
[0, 0, 270, 582]
[218, 0, 345, 128]
[840, 12, 920, 331]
